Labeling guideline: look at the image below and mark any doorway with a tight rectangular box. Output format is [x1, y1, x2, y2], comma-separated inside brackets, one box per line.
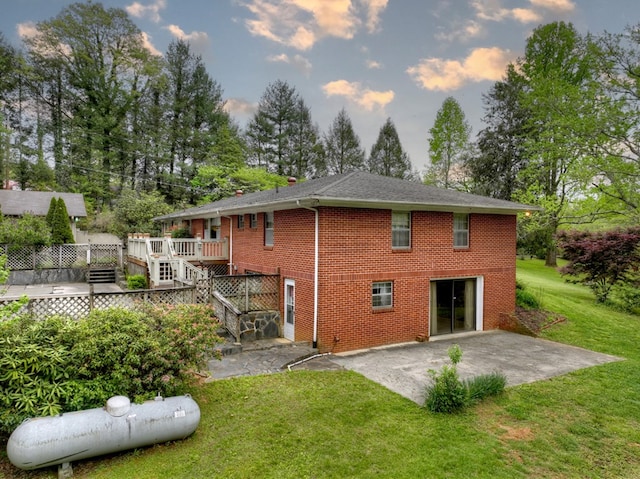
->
[284, 279, 295, 341]
[430, 278, 476, 336]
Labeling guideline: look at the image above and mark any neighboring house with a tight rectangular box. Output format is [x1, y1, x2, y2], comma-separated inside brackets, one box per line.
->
[0, 190, 87, 242]
[155, 172, 535, 353]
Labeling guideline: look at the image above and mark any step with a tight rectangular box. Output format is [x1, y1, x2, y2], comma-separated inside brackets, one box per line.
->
[87, 268, 117, 283]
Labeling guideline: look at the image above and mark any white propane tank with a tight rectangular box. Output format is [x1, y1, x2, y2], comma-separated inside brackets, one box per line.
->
[7, 394, 200, 471]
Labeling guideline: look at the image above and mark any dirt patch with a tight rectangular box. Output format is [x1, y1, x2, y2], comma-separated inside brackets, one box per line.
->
[500, 424, 534, 441]
[515, 307, 567, 335]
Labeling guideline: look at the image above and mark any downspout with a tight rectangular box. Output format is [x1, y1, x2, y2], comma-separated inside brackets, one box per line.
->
[298, 201, 319, 349]
[220, 211, 233, 275]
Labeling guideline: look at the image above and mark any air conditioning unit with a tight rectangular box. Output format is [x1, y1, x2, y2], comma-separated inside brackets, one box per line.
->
[210, 217, 221, 226]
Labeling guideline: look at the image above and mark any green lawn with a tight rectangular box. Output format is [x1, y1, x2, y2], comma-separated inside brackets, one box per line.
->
[3, 259, 640, 478]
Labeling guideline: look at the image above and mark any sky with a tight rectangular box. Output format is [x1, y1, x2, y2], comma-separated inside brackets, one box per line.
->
[1, 0, 639, 175]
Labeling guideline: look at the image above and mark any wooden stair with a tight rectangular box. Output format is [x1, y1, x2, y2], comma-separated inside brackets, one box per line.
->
[87, 267, 117, 283]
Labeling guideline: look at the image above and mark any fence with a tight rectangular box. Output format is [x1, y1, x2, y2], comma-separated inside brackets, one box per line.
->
[211, 274, 280, 313]
[0, 244, 122, 270]
[0, 286, 199, 321]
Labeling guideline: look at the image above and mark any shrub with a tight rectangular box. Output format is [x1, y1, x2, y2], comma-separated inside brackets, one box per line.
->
[464, 372, 507, 404]
[425, 345, 467, 413]
[0, 315, 76, 434]
[425, 345, 507, 414]
[0, 305, 223, 437]
[127, 274, 148, 290]
[516, 287, 540, 309]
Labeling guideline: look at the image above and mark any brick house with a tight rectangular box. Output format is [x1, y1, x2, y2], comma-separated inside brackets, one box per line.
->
[155, 172, 534, 353]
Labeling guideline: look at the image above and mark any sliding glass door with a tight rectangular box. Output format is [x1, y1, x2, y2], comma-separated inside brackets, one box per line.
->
[430, 279, 476, 336]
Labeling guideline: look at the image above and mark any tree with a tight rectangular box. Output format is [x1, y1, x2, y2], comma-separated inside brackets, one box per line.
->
[161, 39, 228, 204]
[0, 213, 51, 247]
[468, 66, 531, 200]
[45, 197, 58, 229]
[288, 97, 322, 178]
[23, 2, 161, 207]
[513, 22, 598, 266]
[319, 108, 365, 177]
[586, 24, 640, 224]
[367, 118, 413, 179]
[557, 227, 640, 303]
[246, 80, 300, 175]
[51, 197, 74, 244]
[426, 97, 471, 189]
[111, 189, 173, 238]
[192, 166, 288, 203]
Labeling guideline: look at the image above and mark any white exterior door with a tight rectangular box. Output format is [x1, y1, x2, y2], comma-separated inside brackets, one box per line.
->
[284, 279, 295, 341]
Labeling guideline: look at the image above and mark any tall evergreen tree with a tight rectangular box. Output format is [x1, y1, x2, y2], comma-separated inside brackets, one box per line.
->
[246, 80, 300, 175]
[320, 108, 365, 177]
[289, 98, 322, 178]
[23, 2, 160, 207]
[469, 66, 530, 200]
[367, 118, 412, 180]
[51, 197, 74, 244]
[426, 97, 471, 189]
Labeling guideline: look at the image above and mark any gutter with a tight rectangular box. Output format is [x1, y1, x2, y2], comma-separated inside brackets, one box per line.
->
[297, 200, 319, 349]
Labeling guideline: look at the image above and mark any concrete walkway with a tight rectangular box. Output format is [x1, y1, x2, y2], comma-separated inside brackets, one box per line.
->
[1, 282, 122, 299]
[207, 331, 622, 405]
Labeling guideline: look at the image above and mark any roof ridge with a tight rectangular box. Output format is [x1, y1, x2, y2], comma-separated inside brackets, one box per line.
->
[312, 171, 360, 196]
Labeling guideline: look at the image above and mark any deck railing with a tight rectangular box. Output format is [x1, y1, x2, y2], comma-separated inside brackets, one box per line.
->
[127, 237, 228, 262]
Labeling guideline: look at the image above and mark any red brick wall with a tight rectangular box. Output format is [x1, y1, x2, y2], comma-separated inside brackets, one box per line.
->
[227, 207, 517, 353]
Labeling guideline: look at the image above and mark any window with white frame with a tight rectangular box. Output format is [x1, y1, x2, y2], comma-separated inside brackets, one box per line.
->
[237, 215, 245, 229]
[264, 212, 274, 246]
[453, 213, 469, 248]
[372, 281, 393, 308]
[250, 213, 258, 229]
[392, 211, 411, 248]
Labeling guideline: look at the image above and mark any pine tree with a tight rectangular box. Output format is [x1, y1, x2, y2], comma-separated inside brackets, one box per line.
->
[51, 198, 74, 244]
[367, 118, 412, 179]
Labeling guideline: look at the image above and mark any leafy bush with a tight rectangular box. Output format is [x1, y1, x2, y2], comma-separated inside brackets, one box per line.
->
[611, 274, 640, 314]
[171, 225, 193, 238]
[0, 305, 222, 437]
[516, 287, 540, 309]
[425, 345, 507, 414]
[464, 372, 507, 404]
[425, 345, 467, 413]
[127, 274, 148, 289]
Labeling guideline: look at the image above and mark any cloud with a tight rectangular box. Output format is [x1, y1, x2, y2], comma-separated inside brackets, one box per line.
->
[224, 98, 257, 116]
[240, 0, 388, 50]
[140, 31, 162, 56]
[436, 19, 485, 42]
[362, 0, 388, 33]
[266, 53, 312, 75]
[164, 25, 210, 53]
[471, 0, 543, 24]
[366, 59, 382, 69]
[126, 0, 166, 23]
[17, 21, 38, 39]
[322, 80, 394, 111]
[529, 0, 576, 12]
[406, 47, 516, 91]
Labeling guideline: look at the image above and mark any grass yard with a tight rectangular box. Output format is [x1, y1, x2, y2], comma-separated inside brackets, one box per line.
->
[3, 259, 640, 478]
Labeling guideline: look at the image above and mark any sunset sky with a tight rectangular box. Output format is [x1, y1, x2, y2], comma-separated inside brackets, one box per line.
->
[2, 0, 638, 173]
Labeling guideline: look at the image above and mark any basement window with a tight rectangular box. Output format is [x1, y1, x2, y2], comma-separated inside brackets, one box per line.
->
[372, 281, 393, 309]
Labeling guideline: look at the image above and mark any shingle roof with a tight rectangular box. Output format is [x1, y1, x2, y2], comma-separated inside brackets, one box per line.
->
[0, 190, 87, 217]
[155, 171, 537, 221]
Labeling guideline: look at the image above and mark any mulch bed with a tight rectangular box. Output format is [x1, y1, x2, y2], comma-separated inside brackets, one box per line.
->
[515, 306, 567, 335]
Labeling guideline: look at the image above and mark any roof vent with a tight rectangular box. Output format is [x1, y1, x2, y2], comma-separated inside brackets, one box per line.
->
[288, 177, 297, 187]
[235, 190, 243, 197]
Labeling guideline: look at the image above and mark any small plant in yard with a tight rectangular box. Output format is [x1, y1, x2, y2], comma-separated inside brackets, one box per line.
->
[516, 280, 541, 309]
[425, 344, 506, 413]
[425, 345, 467, 413]
[126, 274, 147, 289]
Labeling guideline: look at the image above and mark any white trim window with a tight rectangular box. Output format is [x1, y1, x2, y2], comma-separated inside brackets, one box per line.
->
[264, 212, 274, 246]
[372, 281, 393, 308]
[392, 211, 411, 249]
[237, 215, 245, 229]
[249, 213, 258, 229]
[453, 213, 469, 248]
